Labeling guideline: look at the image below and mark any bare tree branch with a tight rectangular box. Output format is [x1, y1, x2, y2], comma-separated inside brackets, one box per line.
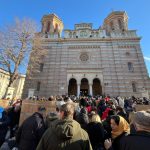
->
[0, 18, 47, 96]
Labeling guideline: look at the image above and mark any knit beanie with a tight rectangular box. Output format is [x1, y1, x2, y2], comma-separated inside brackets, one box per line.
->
[134, 109, 150, 129]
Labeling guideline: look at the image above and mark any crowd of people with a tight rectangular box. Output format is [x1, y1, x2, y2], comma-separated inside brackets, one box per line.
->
[0, 95, 150, 150]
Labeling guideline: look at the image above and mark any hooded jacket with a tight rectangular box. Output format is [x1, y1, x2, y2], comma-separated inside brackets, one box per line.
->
[36, 118, 92, 150]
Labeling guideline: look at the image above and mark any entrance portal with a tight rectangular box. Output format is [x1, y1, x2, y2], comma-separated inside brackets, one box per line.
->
[68, 78, 77, 96]
[80, 78, 89, 96]
[92, 78, 102, 96]
[80, 89, 88, 96]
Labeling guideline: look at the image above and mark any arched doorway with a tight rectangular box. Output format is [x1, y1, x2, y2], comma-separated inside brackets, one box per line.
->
[68, 78, 77, 96]
[80, 78, 89, 96]
[92, 78, 102, 96]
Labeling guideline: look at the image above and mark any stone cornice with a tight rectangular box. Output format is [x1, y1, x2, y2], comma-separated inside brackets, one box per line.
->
[68, 45, 101, 49]
[118, 45, 137, 49]
[41, 37, 141, 43]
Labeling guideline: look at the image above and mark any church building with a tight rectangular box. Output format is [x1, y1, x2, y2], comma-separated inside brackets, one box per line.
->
[23, 11, 150, 98]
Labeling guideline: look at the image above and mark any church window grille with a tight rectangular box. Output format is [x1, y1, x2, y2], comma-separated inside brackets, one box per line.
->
[80, 53, 89, 62]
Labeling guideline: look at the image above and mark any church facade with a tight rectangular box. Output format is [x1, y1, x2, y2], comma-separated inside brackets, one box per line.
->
[23, 11, 150, 98]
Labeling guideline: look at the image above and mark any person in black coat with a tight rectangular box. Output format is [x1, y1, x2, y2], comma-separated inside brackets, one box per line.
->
[0, 107, 10, 147]
[86, 112, 105, 150]
[16, 106, 46, 150]
[7, 105, 21, 137]
[119, 110, 150, 150]
[102, 110, 115, 139]
[116, 106, 128, 122]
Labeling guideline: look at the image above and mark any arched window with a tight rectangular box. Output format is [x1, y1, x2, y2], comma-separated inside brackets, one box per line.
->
[132, 82, 137, 92]
[54, 24, 59, 33]
[68, 78, 77, 96]
[40, 63, 44, 72]
[110, 21, 114, 30]
[96, 32, 99, 37]
[128, 62, 134, 72]
[80, 31, 84, 37]
[118, 19, 123, 30]
[47, 22, 51, 32]
[69, 32, 72, 38]
[73, 32, 76, 38]
[91, 31, 94, 37]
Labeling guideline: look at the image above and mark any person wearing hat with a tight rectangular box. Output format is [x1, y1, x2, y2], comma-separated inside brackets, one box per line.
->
[16, 106, 46, 150]
[0, 106, 10, 146]
[119, 109, 150, 150]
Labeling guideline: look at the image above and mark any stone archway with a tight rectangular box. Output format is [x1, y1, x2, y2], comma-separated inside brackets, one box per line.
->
[80, 78, 89, 96]
[68, 78, 77, 96]
[92, 78, 102, 96]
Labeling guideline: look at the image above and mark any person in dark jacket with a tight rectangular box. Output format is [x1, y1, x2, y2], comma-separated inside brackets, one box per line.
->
[116, 106, 128, 122]
[104, 115, 130, 150]
[36, 102, 92, 150]
[102, 110, 115, 139]
[97, 99, 107, 117]
[119, 110, 150, 150]
[0, 107, 10, 147]
[7, 105, 21, 137]
[86, 112, 105, 150]
[76, 107, 89, 130]
[16, 106, 46, 150]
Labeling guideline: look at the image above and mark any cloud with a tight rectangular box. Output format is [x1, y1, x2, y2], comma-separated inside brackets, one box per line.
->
[144, 56, 150, 61]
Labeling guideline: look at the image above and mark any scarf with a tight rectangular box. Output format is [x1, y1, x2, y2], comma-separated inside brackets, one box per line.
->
[111, 116, 130, 139]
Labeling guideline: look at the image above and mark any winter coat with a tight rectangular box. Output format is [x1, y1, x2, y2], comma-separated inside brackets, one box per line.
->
[118, 97, 124, 108]
[0, 112, 10, 146]
[108, 132, 128, 150]
[102, 117, 112, 139]
[76, 108, 89, 130]
[120, 131, 150, 150]
[7, 107, 20, 128]
[86, 122, 105, 150]
[101, 108, 111, 120]
[36, 118, 93, 150]
[16, 112, 46, 150]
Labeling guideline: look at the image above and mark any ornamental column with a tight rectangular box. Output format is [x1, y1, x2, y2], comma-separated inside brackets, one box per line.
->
[89, 84, 93, 96]
[77, 84, 80, 97]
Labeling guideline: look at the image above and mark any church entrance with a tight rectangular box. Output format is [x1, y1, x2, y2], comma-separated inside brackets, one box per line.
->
[80, 78, 89, 96]
[80, 89, 88, 96]
[92, 78, 102, 96]
[68, 78, 77, 96]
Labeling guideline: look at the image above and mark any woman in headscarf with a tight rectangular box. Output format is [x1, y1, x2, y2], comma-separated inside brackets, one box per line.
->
[104, 115, 130, 150]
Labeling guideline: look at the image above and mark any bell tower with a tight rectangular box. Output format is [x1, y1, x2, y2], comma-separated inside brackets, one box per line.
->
[103, 11, 128, 35]
[41, 14, 64, 38]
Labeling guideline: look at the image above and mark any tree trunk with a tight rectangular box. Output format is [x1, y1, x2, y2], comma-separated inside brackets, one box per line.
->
[3, 76, 14, 99]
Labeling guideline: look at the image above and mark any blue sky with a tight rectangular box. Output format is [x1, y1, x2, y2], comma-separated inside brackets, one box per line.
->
[0, 0, 150, 76]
